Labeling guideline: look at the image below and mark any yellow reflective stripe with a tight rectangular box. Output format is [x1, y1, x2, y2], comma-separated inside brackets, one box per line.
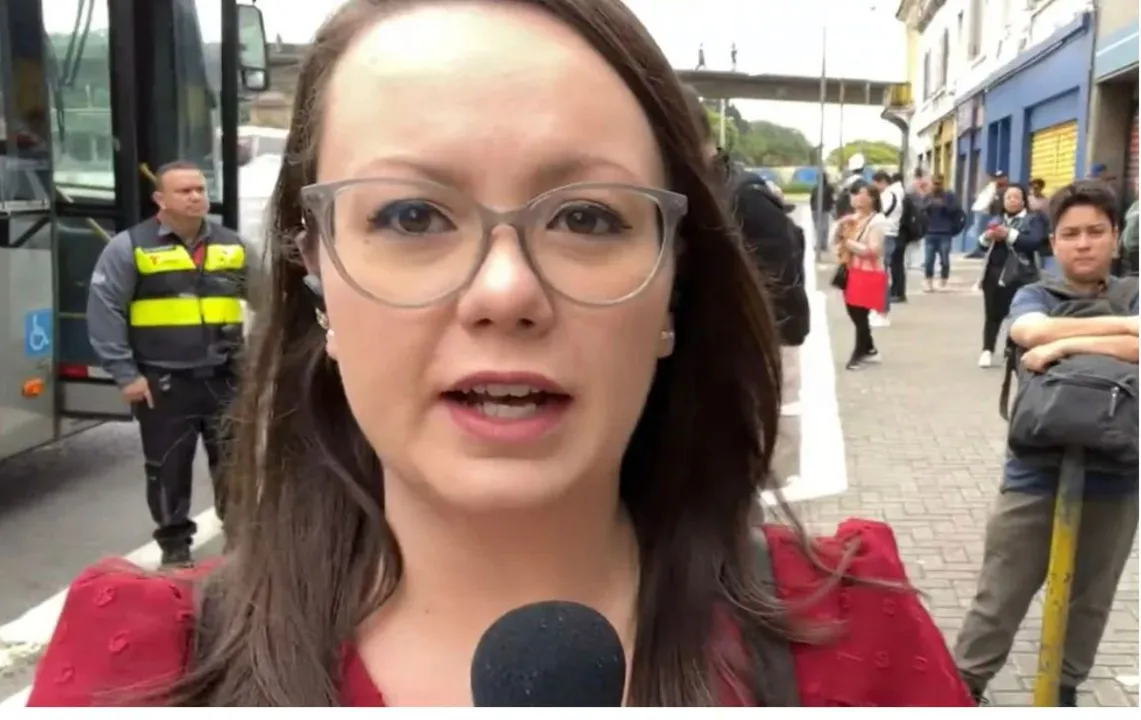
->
[204, 243, 246, 271]
[128, 296, 243, 327]
[134, 243, 245, 275]
[135, 246, 196, 275]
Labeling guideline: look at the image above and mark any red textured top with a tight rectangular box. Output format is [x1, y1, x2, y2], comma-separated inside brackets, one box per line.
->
[26, 519, 972, 707]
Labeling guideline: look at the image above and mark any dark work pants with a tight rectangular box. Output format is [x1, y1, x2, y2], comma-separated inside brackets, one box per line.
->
[889, 241, 908, 299]
[134, 367, 235, 552]
[981, 280, 1017, 353]
[845, 304, 875, 360]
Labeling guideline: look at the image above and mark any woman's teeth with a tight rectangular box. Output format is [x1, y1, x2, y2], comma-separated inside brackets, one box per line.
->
[470, 383, 542, 397]
[452, 384, 551, 419]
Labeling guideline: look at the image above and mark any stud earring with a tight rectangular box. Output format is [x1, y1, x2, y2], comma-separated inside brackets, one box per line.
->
[315, 308, 329, 330]
[660, 329, 675, 343]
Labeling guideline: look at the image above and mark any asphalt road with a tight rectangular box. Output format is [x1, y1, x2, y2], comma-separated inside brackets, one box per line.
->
[0, 421, 222, 698]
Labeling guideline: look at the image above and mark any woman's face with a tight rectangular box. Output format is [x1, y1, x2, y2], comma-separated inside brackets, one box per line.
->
[313, 2, 675, 511]
[1003, 187, 1025, 214]
[851, 187, 871, 212]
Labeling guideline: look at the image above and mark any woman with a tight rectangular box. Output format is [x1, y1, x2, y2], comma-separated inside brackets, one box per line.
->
[833, 181, 887, 371]
[27, 0, 970, 707]
[977, 184, 1046, 368]
[1027, 178, 1055, 274]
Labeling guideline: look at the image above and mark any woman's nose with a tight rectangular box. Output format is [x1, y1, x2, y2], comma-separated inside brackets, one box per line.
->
[456, 226, 554, 333]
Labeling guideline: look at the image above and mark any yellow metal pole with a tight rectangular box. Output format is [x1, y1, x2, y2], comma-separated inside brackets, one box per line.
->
[1033, 448, 1085, 706]
[139, 163, 157, 186]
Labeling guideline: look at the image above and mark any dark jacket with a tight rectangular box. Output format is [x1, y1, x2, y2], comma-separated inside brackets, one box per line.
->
[730, 171, 810, 346]
[810, 179, 834, 215]
[924, 190, 963, 236]
[981, 210, 1047, 285]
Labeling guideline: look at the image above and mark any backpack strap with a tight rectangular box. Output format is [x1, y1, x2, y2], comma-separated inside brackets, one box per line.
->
[999, 339, 1020, 421]
[741, 531, 801, 707]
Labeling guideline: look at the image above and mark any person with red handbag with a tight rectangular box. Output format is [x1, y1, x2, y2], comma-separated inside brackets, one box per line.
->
[832, 180, 889, 370]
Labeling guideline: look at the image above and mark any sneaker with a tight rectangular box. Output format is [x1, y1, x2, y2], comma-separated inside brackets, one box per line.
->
[862, 349, 882, 363]
[869, 312, 891, 328]
[845, 357, 863, 371]
[978, 350, 993, 368]
[923, 279, 935, 293]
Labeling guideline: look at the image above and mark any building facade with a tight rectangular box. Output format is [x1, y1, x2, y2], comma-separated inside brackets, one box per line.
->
[1086, 0, 1138, 207]
[899, 0, 1096, 211]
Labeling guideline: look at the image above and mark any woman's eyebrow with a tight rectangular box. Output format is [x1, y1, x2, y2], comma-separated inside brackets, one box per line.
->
[346, 152, 644, 190]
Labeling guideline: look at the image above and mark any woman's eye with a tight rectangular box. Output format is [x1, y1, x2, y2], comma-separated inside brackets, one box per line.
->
[368, 200, 455, 235]
[548, 203, 628, 235]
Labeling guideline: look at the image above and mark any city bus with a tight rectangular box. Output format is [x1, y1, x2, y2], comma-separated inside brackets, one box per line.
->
[0, 0, 270, 461]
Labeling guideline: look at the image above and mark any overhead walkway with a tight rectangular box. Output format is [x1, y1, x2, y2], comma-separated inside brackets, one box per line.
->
[675, 69, 903, 106]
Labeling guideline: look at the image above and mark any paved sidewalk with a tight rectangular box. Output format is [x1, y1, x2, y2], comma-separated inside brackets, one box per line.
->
[794, 259, 1139, 707]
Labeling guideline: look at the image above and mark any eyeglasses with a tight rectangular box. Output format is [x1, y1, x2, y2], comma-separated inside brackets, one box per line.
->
[299, 178, 689, 308]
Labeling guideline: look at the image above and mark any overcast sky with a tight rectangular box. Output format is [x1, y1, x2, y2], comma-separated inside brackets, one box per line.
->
[46, 0, 907, 151]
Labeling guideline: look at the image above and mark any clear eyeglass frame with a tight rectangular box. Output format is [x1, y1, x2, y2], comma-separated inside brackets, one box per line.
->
[298, 178, 690, 308]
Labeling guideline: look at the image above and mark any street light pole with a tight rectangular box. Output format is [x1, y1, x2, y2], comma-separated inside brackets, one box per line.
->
[816, 21, 827, 228]
[719, 97, 728, 149]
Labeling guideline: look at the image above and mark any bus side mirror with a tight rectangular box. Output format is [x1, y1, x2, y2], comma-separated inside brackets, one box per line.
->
[237, 3, 269, 93]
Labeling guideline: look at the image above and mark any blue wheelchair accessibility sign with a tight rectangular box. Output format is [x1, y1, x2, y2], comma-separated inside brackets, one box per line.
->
[24, 308, 53, 358]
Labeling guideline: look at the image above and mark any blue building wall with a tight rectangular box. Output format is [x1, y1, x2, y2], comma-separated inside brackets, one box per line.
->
[981, 13, 1094, 184]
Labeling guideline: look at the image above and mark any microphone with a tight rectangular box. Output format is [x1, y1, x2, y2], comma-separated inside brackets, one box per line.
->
[470, 600, 627, 707]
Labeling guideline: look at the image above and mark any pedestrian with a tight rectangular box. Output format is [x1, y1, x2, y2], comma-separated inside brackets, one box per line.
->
[966, 171, 1007, 259]
[809, 172, 835, 258]
[833, 180, 886, 370]
[1120, 175, 1139, 277]
[683, 83, 810, 487]
[27, 1, 972, 708]
[871, 170, 905, 322]
[954, 180, 1138, 706]
[1026, 178, 1056, 274]
[86, 160, 257, 568]
[976, 184, 1047, 368]
[921, 174, 964, 292]
[832, 153, 866, 219]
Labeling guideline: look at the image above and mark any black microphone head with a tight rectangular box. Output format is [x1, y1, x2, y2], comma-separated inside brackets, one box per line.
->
[470, 600, 626, 707]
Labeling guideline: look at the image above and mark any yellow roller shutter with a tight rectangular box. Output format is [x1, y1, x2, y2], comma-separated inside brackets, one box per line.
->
[1029, 121, 1078, 195]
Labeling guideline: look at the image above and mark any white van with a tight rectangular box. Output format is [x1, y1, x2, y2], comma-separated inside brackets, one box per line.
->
[237, 125, 288, 163]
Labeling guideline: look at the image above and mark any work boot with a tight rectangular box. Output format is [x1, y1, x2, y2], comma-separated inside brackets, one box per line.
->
[160, 545, 194, 569]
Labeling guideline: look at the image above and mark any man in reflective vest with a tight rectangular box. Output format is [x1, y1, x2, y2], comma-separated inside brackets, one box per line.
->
[87, 160, 256, 567]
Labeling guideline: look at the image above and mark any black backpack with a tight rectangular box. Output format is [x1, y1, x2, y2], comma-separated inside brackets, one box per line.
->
[897, 194, 927, 244]
[730, 173, 810, 347]
[999, 277, 1139, 475]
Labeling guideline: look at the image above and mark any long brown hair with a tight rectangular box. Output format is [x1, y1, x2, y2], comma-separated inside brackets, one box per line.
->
[170, 0, 796, 706]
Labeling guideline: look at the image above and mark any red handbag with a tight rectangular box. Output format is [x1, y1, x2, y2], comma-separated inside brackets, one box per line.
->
[843, 266, 888, 312]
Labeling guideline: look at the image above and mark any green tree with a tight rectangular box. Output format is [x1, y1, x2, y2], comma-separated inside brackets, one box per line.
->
[736, 120, 815, 166]
[697, 100, 817, 168]
[704, 107, 741, 152]
[827, 140, 901, 167]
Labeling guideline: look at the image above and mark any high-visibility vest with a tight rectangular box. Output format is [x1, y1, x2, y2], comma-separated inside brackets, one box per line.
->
[128, 217, 246, 366]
